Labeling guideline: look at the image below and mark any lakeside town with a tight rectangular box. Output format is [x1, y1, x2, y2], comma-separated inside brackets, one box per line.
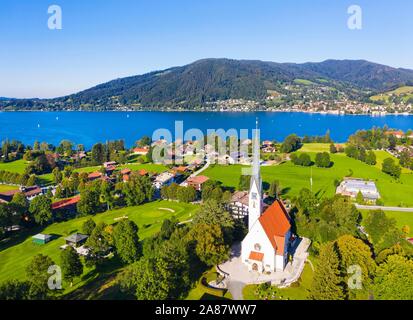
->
[0, 125, 412, 301]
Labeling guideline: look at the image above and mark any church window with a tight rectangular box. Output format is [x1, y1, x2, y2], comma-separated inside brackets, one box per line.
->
[254, 243, 261, 251]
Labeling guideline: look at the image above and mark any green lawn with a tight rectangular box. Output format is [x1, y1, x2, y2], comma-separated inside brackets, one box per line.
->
[243, 261, 314, 300]
[204, 152, 413, 206]
[360, 210, 413, 237]
[373, 150, 410, 174]
[0, 160, 29, 174]
[0, 201, 197, 293]
[0, 184, 19, 192]
[299, 143, 332, 153]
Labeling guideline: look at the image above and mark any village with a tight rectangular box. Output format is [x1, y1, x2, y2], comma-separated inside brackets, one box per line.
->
[0, 126, 412, 301]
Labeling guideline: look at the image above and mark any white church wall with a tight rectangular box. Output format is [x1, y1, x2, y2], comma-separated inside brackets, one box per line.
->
[241, 221, 276, 271]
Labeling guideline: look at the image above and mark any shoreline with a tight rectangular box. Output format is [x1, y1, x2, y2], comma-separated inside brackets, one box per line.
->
[1, 109, 413, 116]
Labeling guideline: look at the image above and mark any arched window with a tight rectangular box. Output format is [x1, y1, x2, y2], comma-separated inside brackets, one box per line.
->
[254, 243, 261, 251]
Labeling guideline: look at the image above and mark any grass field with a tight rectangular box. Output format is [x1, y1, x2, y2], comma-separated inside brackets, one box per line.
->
[371, 86, 413, 103]
[0, 184, 19, 192]
[243, 261, 314, 300]
[0, 160, 29, 174]
[360, 210, 413, 237]
[0, 201, 197, 292]
[203, 148, 413, 206]
[294, 79, 315, 86]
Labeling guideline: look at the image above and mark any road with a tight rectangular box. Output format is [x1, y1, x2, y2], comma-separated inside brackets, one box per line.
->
[355, 204, 413, 212]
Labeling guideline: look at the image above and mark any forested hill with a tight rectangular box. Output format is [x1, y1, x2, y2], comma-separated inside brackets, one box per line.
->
[2, 58, 413, 111]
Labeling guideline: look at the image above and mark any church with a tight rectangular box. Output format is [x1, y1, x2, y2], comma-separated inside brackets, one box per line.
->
[241, 123, 293, 273]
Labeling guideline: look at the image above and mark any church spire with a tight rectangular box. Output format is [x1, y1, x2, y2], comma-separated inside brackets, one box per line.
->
[252, 118, 260, 179]
[248, 118, 262, 231]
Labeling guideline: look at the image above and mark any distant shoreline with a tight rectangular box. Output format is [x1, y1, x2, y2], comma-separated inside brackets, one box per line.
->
[1, 109, 413, 117]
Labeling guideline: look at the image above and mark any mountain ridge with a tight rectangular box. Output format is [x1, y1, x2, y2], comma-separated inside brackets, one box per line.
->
[2, 58, 413, 111]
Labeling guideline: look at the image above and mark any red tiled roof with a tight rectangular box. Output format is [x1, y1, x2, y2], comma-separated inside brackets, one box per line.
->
[52, 195, 81, 210]
[138, 169, 148, 176]
[133, 147, 149, 154]
[88, 172, 102, 179]
[385, 130, 404, 136]
[123, 174, 130, 182]
[187, 175, 209, 185]
[258, 200, 291, 255]
[121, 168, 131, 175]
[249, 251, 264, 261]
[24, 186, 42, 197]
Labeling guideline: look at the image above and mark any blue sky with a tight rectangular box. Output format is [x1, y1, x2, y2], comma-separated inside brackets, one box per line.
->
[1, 0, 412, 98]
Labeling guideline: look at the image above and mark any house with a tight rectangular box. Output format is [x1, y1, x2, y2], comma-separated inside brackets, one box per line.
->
[65, 233, 89, 248]
[185, 175, 209, 191]
[153, 171, 176, 189]
[133, 146, 149, 155]
[385, 130, 404, 139]
[32, 234, 52, 245]
[0, 186, 42, 203]
[227, 191, 249, 219]
[52, 195, 81, 213]
[336, 178, 380, 202]
[241, 122, 293, 273]
[88, 171, 103, 181]
[103, 161, 117, 168]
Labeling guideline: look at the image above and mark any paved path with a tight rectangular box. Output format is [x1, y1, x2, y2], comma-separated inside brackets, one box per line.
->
[218, 238, 311, 300]
[356, 204, 413, 212]
[190, 160, 211, 177]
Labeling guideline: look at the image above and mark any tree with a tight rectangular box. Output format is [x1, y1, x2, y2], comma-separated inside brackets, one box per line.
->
[330, 143, 337, 154]
[118, 241, 190, 300]
[356, 191, 364, 204]
[268, 180, 281, 199]
[52, 167, 63, 184]
[364, 210, 403, 252]
[82, 218, 96, 235]
[315, 152, 331, 168]
[77, 188, 101, 216]
[113, 220, 141, 264]
[100, 181, 114, 210]
[86, 222, 112, 264]
[10, 192, 28, 218]
[29, 195, 52, 225]
[382, 157, 401, 179]
[26, 254, 55, 299]
[365, 150, 377, 165]
[373, 255, 413, 300]
[310, 242, 346, 300]
[188, 223, 229, 266]
[0, 280, 31, 300]
[238, 175, 250, 191]
[335, 235, 376, 297]
[280, 134, 302, 153]
[298, 153, 312, 166]
[60, 246, 83, 287]
[136, 136, 151, 147]
[91, 143, 106, 165]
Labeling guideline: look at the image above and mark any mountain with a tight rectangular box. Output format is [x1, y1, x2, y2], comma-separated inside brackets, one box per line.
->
[2, 59, 413, 111]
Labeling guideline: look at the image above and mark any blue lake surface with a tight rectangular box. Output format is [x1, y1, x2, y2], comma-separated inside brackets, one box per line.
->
[1, 111, 413, 148]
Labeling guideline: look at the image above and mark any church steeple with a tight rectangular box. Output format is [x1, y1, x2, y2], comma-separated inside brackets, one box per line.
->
[252, 118, 261, 180]
[248, 118, 262, 231]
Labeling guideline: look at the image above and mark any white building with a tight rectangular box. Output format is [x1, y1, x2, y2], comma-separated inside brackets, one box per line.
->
[336, 178, 380, 202]
[241, 122, 292, 273]
[153, 172, 176, 189]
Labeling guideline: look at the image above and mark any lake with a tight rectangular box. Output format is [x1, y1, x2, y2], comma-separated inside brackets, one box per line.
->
[1, 111, 413, 148]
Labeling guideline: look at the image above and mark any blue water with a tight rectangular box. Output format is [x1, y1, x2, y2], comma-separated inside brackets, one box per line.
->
[0, 111, 413, 148]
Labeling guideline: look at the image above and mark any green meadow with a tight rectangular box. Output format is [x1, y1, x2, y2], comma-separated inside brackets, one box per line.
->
[360, 210, 413, 237]
[0, 184, 19, 192]
[0, 159, 29, 174]
[0, 201, 197, 293]
[203, 148, 413, 207]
